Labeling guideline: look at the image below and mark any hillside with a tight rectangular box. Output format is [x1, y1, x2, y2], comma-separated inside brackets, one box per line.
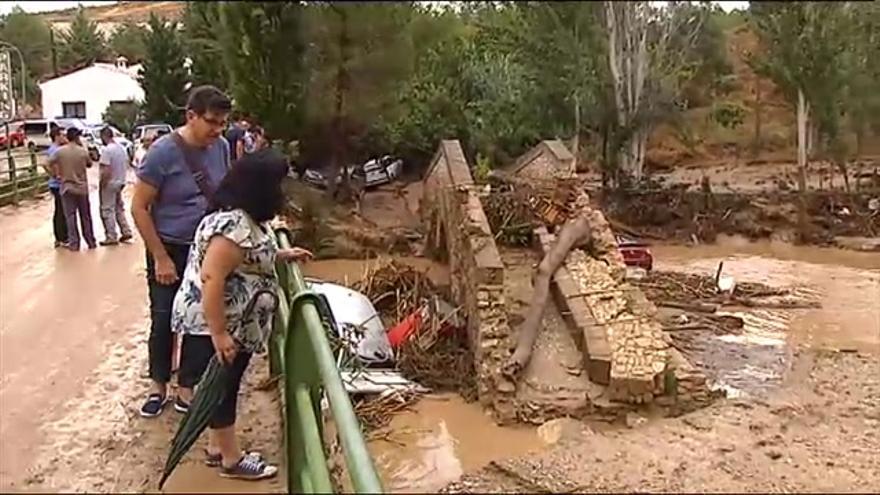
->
[37, 1, 183, 24]
[647, 19, 880, 170]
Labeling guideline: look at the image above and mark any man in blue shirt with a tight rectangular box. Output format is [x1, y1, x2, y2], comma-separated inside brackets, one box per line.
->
[44, 126, 68, 248]
[130, 85, 232, 417]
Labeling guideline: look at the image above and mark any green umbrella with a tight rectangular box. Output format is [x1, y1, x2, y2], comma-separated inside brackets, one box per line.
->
[159, 290, 279, 490]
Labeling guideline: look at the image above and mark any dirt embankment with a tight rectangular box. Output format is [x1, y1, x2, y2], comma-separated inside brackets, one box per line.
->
[444, 350, 880, 493]
[600, 186, 879, 246]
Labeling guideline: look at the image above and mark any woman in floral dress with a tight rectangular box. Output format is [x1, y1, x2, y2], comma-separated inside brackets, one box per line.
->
[171, 149, 312, 480]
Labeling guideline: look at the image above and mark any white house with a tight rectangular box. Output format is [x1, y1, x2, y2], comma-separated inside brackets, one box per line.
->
[39, 58, 144, 124]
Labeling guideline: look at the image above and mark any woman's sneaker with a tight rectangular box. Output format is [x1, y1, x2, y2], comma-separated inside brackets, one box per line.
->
[139, 394, 167, 418]
[205, 450, 262, 468]
[220, 455, 278, 480]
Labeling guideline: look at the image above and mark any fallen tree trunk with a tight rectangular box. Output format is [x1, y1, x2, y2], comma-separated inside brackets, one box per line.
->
[503, 215, 594, 378]
[657, 301, 719, 313]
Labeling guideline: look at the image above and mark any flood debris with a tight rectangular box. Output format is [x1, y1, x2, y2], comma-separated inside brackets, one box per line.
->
[347, 259, 478, 430]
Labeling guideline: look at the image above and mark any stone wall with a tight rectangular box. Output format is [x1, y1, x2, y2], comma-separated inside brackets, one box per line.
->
[507, 141, 575, 182]
[421, 140, 517, 422]
[535, 193, 715, 409]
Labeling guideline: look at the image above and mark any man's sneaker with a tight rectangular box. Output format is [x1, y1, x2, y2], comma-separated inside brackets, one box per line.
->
[54, 241, 68, 249]
[220, 455, 278, 480]
[174, 396, 190, 414]
[100, 239, 119, 246]
[120, 234, 133, 243]
[139, 393, 167, 418]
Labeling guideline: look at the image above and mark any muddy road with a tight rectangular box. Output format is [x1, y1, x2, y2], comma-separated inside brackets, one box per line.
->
[0, 171, 283, 493]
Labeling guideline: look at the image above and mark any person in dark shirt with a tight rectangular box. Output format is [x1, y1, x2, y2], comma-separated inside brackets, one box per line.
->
[225, 118, 250, 161]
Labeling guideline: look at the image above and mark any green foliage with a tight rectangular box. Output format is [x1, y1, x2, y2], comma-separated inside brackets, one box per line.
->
[219, 2, 308, 141]
[473, 153, 491, 182]
[676, 4, 735, 108]
[841, 2, 880, 153]
[59, 7, 106, 67]
[138, 14, 189, 126]
[304, 2, 415, 161]
[102, 102, 142, 134]
[109, 20, 147, 63]
[182, 2, 228, 88]
[710, 101, 745, 130]
[0, 6, 53, 103]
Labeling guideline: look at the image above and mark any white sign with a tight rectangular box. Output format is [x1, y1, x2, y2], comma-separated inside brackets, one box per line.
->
[0, 50, 15, 122]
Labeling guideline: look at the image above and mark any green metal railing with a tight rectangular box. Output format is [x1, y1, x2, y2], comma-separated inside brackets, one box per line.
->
[270, 228, 384, 494]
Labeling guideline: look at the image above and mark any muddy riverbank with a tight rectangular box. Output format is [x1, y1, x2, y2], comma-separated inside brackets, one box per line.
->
[439, 241, 879, 492]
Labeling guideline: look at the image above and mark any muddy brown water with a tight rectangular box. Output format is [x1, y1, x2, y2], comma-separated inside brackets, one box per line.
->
[653, 235, 880, 398]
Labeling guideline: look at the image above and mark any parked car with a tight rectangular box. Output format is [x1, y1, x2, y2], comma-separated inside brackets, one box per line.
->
[0, 123, 25, 150]
[306, 278, 394, 366]
[302, 155, 403, 190]
[615, 234, 653, 272]
[131, 123, 173, 143]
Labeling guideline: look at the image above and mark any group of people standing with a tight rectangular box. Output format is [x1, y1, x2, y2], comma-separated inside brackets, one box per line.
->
[124, 85, 311, 481]
[45, 125, 133, 250]
[224, 117, 269, 161]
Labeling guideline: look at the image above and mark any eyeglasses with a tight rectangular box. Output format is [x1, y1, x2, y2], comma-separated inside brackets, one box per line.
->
[200, 115, 228, 129]
[189, 110, 228, 129]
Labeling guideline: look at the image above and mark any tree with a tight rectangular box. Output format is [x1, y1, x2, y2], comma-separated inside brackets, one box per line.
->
[378, 5, 472, 165]
[109, 20, 147, 63]
[59, 7, 106, 68]
[182, 2, 228, 88]
[0, 6, 53, 105]
[138, 14, 189, 126]
[749, 2, 849, 234]
[604, 1, 706, 184]
[303, 2, 415, 199]
[219, 2, 308, 140]
[490, 2, 607, 169]
[102, 102, 141, 134]
[842, 2, 880, 159]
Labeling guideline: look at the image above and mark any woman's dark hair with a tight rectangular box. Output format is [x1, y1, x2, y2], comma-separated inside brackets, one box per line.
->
[210, 148, 289, 223]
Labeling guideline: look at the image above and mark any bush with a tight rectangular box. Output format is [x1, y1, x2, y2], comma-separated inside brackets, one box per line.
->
[710, 102, 746, 130]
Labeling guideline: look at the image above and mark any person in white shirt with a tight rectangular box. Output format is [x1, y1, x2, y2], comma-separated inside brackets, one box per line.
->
[98, 126, 134, 245]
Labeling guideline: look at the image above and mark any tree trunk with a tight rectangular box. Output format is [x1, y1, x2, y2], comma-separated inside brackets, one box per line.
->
[327, 7, 351, 201]
[572, 93, 580, 173]
[796, 88, 810, 241]
[504, 217, 594, 378]
[753, 78, 762, 158]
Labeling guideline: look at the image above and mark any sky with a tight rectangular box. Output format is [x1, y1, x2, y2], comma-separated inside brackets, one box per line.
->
[1, 0, 752, 16]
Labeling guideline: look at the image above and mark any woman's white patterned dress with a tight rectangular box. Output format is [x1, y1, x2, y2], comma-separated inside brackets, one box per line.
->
[171, 208, 278, 353]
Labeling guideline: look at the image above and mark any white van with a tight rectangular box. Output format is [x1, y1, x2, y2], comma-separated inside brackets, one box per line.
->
[22, 119, 55, 150]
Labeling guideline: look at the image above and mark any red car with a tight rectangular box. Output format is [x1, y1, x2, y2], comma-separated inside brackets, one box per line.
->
[616, 234, 653, 272]
[0, 126, 25, 150]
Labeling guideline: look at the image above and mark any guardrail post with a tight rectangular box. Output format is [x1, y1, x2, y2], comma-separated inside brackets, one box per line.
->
[29, 146, 37, 176]
[10, 153, 17, 205]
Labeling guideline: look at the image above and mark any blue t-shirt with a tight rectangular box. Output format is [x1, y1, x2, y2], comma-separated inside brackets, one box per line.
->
[47, 143, 61, 189]
[136, 134, 230, 244]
